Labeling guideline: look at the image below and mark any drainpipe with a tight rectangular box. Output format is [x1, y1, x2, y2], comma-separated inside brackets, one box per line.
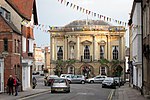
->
[141, 0, 144, 95]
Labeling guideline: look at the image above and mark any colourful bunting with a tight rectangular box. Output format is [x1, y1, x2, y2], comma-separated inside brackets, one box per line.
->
[57, 0, 127, 26]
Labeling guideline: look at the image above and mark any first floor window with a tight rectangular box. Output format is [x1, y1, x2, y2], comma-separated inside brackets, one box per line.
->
[100, 45, 105, 59]
[70, 46, 75, 59]
[84, 45, 90, 59]
[112, 46, 118, 60]
[3, 38, 8, 52]
[57, 46, 63, 60]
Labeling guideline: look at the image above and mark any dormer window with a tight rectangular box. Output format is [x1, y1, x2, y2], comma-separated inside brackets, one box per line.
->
[0, 7, 11, 21]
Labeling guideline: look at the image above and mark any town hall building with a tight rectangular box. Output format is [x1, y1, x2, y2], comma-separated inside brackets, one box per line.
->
[49, 20, 126, 78]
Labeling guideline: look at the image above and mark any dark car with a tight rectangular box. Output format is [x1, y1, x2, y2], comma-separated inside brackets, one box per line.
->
[44, 75, 58, 86]
[51, 78, 70, 93]
[102, 77, 116, 89]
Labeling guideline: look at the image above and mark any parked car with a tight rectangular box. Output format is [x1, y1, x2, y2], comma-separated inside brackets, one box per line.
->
[86, 75, 107, 83]
[70, 75, 85, 84]
[51, 78, 70, 93]
[44, 75, 59, 86]
[113, 77, 125, 86]
[102, 77, 116, 89]
[60, 74, 74, 83]
[32, 71, 40, 75]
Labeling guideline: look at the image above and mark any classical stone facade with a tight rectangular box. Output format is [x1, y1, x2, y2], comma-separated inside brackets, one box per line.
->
[49, 20, 126, 78]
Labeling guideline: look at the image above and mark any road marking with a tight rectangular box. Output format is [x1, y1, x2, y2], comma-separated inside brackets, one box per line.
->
[107, 89, 115, 100]
[16, 91, 51, 100]
[77, 92, 94, 95]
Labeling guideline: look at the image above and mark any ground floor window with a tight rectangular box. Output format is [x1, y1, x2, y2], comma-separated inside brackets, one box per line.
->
[100, 67, 106, 75]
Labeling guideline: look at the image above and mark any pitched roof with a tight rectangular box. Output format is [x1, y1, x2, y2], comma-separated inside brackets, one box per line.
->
[5, 0, 38, 24]
[0, 14, 21, 34]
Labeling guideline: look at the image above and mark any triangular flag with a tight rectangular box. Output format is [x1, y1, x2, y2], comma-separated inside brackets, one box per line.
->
[70, 3, 73, 7]
[80, 7, 82, 11]
[66, 1, 69, 6]
[77, 6, 79, 10]
[73, 4, 76, 9]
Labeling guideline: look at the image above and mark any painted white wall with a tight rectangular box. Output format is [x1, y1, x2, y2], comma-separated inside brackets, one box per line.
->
[133, 66, 137, 86]
[0, 59, 4, 93]
[138, 67, 142, 88]
[131, 2, 142, 89]
[28, 39, 34, 53]
[22, 36, 27, 53]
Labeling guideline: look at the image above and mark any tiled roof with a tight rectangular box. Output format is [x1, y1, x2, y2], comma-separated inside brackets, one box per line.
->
[5, 0, 38, 23]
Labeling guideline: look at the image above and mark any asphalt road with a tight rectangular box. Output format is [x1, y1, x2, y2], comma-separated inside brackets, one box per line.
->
[23, 75, 114, 100]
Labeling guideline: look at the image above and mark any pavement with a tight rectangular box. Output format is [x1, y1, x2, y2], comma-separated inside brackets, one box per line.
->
[112, 83, 149, 100]
[0, 88, 51, 100]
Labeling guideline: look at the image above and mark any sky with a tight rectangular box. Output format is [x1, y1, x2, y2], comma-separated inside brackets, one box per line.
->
[34, 0, 134, 47]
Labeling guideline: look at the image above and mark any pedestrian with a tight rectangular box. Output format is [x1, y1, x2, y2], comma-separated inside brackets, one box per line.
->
[14, 75, 20, 96]
[32, 77, 37, 89]
[7, 75, 14, 95]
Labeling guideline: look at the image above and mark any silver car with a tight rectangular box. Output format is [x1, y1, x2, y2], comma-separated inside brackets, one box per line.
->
[51, 78, 70, 93]
[70, 75, 85, 84]
[60, 74, 74, 83]
[86, 75, 107, 83]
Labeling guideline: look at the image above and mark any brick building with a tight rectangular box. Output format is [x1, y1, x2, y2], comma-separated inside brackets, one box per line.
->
[0, 0, 38, 92]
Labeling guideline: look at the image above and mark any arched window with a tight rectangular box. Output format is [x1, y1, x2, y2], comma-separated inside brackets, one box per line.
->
[101, 67, 106, 75]
[70, 46, 74, 59]
[84, 45, 90, 59]
[3, 38, 8, 52]
[100, 45, 104, 59]
[68, 66, 74, 74]
[57, 46, 63, 60]
[113, 46, 118, 60]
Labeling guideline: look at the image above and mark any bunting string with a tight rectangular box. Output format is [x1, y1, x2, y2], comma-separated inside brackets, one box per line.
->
[21, 0, 141, 33]
[57, 0, 127, 26]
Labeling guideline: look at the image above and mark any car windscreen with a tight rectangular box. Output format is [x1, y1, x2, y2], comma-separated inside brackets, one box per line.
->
[103, 78, 113, 82]
[53, 79, 65, 83]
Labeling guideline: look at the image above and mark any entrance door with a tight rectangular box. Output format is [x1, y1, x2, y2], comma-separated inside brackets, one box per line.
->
[0, 59, 4, 93]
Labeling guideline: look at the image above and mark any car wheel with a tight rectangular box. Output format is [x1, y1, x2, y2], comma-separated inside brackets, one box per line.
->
[51, 90, 55, 93]
[44, 81, 47, 86]
[67, 90, 70, 93]
[90, 80, 94, 83]
[81, 81, 85, 84]
[68, 80, 71, 84]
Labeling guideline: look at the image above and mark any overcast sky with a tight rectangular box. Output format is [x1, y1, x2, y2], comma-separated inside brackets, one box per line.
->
[34, 0, 134, 47]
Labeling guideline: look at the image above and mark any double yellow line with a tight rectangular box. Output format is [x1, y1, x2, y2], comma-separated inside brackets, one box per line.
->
[107, 89, 115, 100]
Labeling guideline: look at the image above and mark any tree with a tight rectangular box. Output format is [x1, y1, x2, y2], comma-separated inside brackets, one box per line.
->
[66, 59, 76, 65]
[54, 60, 66, 76]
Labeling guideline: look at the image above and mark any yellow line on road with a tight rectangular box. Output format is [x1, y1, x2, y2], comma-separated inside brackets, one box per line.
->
[107, 89, 115, 100]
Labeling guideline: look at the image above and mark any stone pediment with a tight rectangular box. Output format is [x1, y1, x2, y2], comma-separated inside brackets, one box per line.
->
[81, 40, 92, 45]
[98, 40, 106, 45]
[69, 41, 76, 46]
